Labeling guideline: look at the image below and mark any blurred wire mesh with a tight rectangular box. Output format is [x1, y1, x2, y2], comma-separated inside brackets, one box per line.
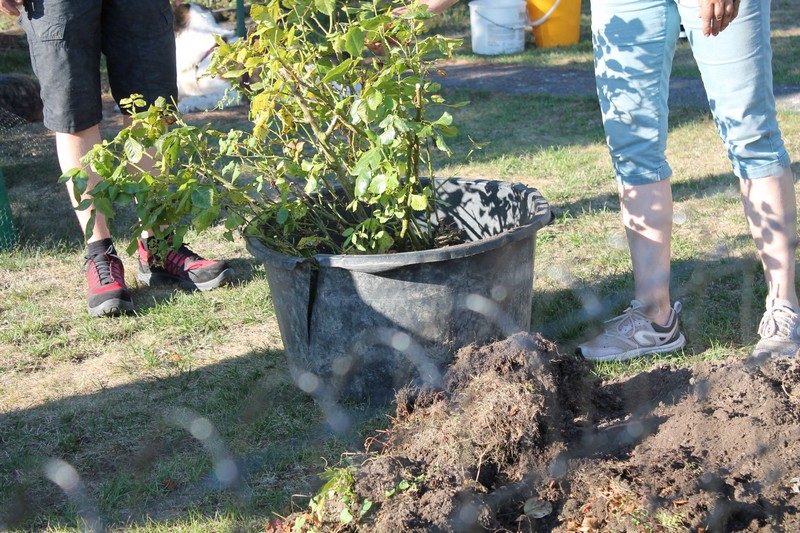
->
[0, 106, 49, 168]
[0, 106, 51, 250]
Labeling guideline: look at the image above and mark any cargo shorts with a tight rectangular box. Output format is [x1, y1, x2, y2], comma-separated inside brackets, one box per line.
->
[19, 0, 178, 133]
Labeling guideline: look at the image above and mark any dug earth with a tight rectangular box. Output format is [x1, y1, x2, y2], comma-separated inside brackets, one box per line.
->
[276, 334, 800, 532]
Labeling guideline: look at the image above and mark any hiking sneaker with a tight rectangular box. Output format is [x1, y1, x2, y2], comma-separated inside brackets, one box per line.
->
[577, 300, 686, 362]
[85, 239, 134, 317]
[137, 238, 234, 291]
[752, 298, 800, 358]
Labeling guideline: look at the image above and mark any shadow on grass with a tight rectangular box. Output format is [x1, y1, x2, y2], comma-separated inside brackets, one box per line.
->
[0, 247, 771, 530]
[0, 347, 388, 530]
[126, 255, 265, 315]
[437, 91, 715, 169]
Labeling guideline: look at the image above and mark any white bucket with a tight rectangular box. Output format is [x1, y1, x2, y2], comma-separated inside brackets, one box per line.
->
[469, 0, 528, 55]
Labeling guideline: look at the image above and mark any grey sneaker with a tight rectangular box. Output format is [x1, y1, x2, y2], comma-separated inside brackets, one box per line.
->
[577, 300, 686, 362]
[752, 298, 800, 358]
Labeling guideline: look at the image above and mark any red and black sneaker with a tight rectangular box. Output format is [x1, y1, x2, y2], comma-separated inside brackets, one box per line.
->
[85, 239, 134, 317]
[137, 237, 234, 291]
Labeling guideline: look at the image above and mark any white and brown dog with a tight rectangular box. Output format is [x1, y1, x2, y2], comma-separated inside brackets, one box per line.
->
[173, 3, 242, 113]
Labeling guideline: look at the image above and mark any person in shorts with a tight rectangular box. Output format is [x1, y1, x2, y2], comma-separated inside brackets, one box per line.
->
[1, 0, 234, 317]
[577, 0, 799, 360]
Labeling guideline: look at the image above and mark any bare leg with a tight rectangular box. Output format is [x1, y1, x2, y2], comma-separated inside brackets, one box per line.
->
[740, 167, 799, 307]
[56, 125, 111, 243]
[620, 179, 674, 325]
[58, 120, 162, 241]
[577, 178, 685, 360]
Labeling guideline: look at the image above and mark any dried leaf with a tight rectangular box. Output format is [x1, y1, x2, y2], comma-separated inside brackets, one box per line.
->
[523, 497, 552, 519]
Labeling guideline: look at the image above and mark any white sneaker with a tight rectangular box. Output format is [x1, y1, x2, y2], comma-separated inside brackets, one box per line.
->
[577, 300, 686, 362]
[752, 298, 800, 358]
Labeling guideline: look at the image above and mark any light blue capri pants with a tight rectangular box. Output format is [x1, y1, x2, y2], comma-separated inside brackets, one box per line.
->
[591, 0, 791, 186]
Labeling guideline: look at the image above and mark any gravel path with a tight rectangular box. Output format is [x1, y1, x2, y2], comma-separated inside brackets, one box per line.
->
[434, 60, 800, 112]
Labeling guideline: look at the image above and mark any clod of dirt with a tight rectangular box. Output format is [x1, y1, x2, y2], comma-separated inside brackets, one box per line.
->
[353, 333, 570, 532]
[279, 335, 800, 532]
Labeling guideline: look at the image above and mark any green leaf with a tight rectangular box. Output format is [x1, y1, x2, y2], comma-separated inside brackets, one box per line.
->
[393, 118, 411, 133]
[92, 197, 115, 217]
[351, 147, 381, 178]
[435, 135, 451, 154]
[349, 98, 365, 125]
[276, 207, 290, 225]
[375, 230, 393, 252]
[367, 173, 388, 195]
[63, 170, 89, 202]
[439, 124, 457, 137]
[76, 199, 94, 211]
[221, 69, 247, 79]
[161, 135, 180, 166]
[321, 58, 352, 84]
[378, 126, 396, 145]
[315, 0, 335, 16]
[124, 137, 144, 164]
[367, 89, 383, 111]
[190, 187, 213, 209]
[193, 205, 221, 231]
[303, 175, 319, 195]
[434, 112, 453, 126]
[92, 151, 114, 177]
[409, 194, 427, 211]
[359, 499, 373, 516]
[339, 508, 353, 524]
[225, 212, 245, 230]
[368, 173, 398, 195]
[115, 192, 132, 206]
[355, 172, 371, 197]
[344, 26, 364, 58]
[58, 168, 83, 185]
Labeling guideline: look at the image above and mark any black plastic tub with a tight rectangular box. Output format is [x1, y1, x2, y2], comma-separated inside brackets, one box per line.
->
[246, 178, 552, 403]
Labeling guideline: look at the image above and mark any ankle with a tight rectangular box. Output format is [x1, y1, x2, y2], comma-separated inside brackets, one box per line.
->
[641, 301, 672, 326]
[86, 237, 114, 256]
[767, 296, 800, 311]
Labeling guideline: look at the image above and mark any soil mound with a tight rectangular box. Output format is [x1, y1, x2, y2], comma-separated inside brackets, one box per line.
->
[274, 334, 800, 532]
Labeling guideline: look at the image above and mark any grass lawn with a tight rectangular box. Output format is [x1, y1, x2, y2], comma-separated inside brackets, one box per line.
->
[2, 3, 800, 531]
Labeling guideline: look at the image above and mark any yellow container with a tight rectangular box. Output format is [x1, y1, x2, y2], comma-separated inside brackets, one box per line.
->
[527, 0, 582, 48]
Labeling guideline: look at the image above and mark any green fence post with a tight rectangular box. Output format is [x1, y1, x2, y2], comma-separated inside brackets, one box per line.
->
[0, 166, 17, 251]
[236, 0, 246, 37]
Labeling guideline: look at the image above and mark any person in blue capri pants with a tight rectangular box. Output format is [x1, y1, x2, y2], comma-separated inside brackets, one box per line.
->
[577, 0, 799, 361]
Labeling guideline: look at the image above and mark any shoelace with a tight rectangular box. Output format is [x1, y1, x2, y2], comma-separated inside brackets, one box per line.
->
[161, 245, 205, 273]
[85, 246, 123, 286]
[758, 305, 800, 339]
[603, 303, 649, 335]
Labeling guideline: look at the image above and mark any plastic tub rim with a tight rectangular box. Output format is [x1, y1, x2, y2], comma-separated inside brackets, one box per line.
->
[245, 177, 552, 274]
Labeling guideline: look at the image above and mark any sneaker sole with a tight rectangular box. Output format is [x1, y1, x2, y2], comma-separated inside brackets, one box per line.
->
[88, 299, 134, 317]
[138, 267, 235, 291]
[580, 334, 687, 362]
[751, 340, 800, 359]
